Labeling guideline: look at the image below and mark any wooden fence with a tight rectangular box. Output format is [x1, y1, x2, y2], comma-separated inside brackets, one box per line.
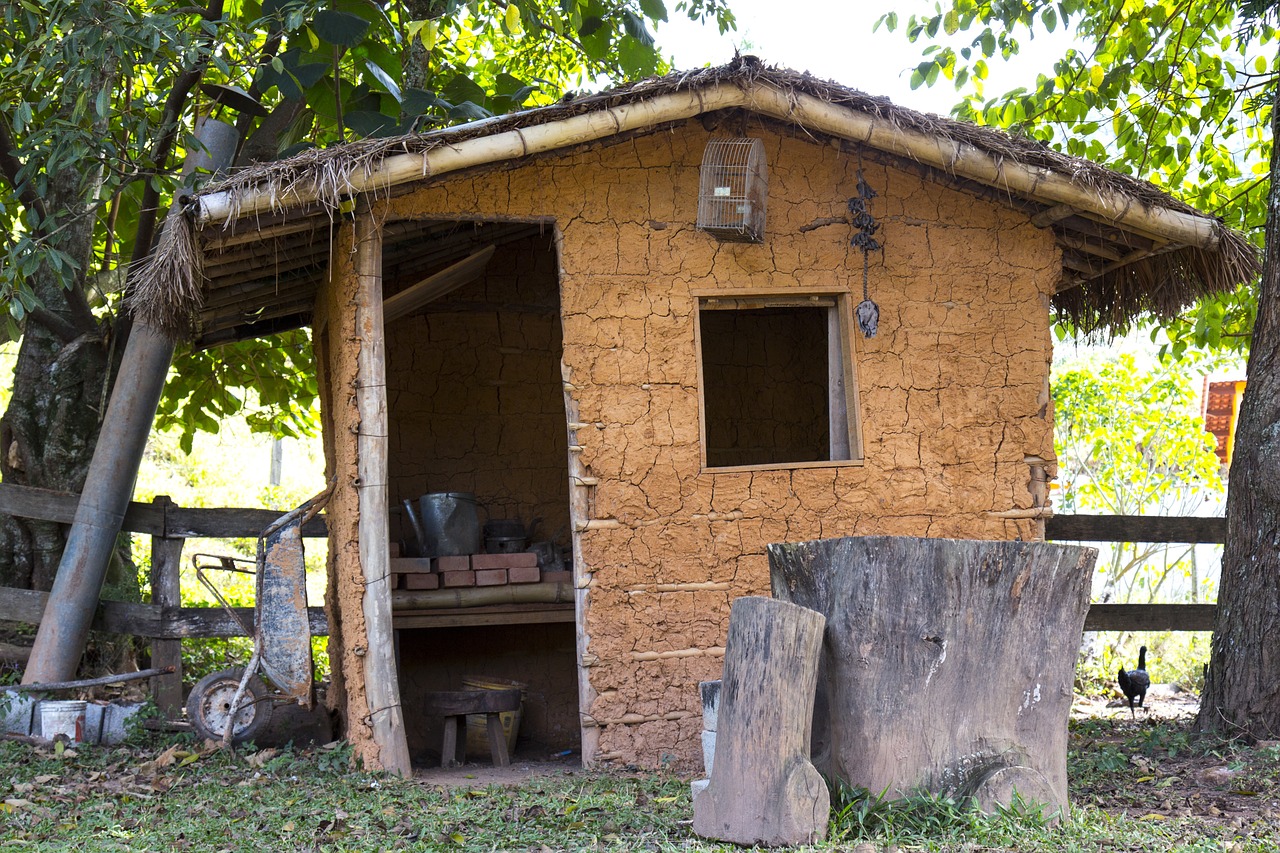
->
[1047, 514, 1222, 632]
[0, 483, 1223, 708]
[0, 483, 328, 712]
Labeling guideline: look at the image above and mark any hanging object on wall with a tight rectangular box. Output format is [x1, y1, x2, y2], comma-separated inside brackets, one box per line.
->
[848, 169, 882, 337]
[697, 138, 768, 243]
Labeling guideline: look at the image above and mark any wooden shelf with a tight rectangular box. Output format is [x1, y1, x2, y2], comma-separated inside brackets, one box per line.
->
[393, 602, 574, 629]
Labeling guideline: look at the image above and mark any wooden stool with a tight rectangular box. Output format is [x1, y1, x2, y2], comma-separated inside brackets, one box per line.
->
[422, 688, 522, 768]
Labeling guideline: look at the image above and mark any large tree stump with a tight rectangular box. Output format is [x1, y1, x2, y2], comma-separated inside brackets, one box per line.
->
[769, 536, 1095, 817]
[693, 596, 829, 847]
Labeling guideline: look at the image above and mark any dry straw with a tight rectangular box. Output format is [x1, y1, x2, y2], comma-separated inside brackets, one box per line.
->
[135, 57, 1260, 338]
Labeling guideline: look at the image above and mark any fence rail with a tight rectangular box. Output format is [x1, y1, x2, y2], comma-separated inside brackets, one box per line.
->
[0, 481, 328, 539]
[0, 482, 1222, 705]
[1046, 513, 1222, 632]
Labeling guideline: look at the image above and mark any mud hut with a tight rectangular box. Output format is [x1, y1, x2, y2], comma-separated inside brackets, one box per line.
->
[133, 60, 1257, 774]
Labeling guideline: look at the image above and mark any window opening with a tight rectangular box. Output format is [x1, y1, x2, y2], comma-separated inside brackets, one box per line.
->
[697, 295, 860, 469]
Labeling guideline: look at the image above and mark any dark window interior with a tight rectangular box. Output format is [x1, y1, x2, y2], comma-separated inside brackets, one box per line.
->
[700, 306, 831, 468]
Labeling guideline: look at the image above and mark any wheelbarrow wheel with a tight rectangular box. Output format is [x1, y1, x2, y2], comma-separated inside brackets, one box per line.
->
[186, 667, 272, 744]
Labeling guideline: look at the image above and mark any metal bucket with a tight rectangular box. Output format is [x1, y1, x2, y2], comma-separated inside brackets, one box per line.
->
[418, 492, 481, 557]
[39, 700, 87, 742]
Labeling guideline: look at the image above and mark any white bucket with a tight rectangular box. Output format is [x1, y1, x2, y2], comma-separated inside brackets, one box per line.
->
[40, 700, 87, 742]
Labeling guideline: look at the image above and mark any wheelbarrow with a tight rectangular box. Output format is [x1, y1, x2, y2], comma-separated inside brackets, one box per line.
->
[184, 481, 334, 745]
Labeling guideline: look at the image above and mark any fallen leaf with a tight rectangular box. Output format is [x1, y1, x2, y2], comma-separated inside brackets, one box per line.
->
[245, 748, 278, 768]
[1136, 775, 1155, 784]
[153, 745, 181, 769]
[282, 821, 295, 832]
[1138, 813, 1166, 821]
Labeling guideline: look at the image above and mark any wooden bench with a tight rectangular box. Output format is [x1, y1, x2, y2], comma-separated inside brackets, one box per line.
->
[422, 688, 522, 767]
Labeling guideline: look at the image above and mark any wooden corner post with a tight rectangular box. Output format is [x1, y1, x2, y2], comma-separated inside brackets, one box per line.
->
[149, 495, 184, 714]
[353, 206, 412, 777]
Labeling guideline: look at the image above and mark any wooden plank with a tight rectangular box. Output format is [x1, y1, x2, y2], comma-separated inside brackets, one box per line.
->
[353, 209, 412, 777]
[392, 607, 574, 630]
[164, 507, 327, 538]
[562, 359, 598, 768]
[0, 585, 329, 638]
[0, 482, 327, 538]
[1047, 514, 1226, 544]
[0, 585, 49, 624]
[0, 482, 164, 534]
[827, 305, 851, 460]
[382, 245, 495, 324]
[1085, 604, 1216, 632]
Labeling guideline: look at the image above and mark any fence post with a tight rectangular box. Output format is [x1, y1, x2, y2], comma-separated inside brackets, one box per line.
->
[150, 495, 185, 715]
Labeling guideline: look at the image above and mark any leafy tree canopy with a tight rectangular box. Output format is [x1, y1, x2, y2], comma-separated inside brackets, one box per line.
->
[0, 0, 734, 450]
[882, 0, 1274, 356]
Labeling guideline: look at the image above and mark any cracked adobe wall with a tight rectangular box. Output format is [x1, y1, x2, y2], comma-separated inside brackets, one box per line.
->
[366, 118, 1059, 770]
[313, 221, 384, 770]
[384, 233, 571, 545]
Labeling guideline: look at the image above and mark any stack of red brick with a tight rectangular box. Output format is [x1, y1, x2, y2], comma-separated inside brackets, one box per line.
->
[390, 550, 571, 590]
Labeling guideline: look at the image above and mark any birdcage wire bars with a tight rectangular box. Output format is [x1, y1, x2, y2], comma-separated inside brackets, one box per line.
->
[697, 138, 768, 243]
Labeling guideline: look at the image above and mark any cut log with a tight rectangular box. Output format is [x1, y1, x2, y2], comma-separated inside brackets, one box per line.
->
[768, 536, 1095, 818]
[692, 596, 829, 847]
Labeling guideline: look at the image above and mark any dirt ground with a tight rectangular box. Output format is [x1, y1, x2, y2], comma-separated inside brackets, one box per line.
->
[413, 750, 585, 788]
[415, 681, 1280, 846]
[1070, 684, 1280, 832]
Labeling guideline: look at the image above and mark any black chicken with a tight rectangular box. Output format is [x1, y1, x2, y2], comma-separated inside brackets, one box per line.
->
[1117, 646, 1151, 718]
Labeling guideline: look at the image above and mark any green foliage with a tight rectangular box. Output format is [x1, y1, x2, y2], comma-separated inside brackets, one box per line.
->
[0, 0, 736, 447]
[3, 731, 1280, 851]
[1075, 631, 1213, 696]
[828, 777, 1053, 844]
[883, 0, 1272, 351]
[1054, 352, 1224, 517]
[1054, 351, 1226, 612]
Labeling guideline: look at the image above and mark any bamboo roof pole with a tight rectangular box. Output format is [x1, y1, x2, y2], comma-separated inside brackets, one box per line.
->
[195, 82, 1222, 252]
[23, 120, 240, 685]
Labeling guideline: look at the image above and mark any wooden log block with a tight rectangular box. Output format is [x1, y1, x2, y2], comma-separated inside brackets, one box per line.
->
[692, 596, 829, 847]
[768, 536, 1095, 819]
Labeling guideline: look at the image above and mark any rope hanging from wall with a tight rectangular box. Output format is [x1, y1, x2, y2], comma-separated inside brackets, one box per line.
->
[848, 169, 882, 338]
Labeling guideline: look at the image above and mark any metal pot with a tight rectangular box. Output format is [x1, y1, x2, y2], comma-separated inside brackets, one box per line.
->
[408, 492, 482, 557]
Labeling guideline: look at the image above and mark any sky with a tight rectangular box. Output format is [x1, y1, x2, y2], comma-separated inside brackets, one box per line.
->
[652, 0, 1075, 117]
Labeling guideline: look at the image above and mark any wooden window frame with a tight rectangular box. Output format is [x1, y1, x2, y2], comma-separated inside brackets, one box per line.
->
[692, 287, 865, 473]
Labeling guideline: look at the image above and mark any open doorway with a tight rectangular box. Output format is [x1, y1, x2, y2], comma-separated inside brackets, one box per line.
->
[379, 220, 578, 765]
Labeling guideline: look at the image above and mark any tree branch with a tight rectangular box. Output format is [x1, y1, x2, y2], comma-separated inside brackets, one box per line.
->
[29, 306, 81, 344]
[127, 0, 226, 270]
[0, 115, 47, 223]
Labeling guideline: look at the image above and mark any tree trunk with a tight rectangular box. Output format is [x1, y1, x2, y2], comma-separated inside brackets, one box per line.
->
[0, 176, 117, 593]
[769, 536, 1095, 817]
[0, 42, 138, 675]
[1198, 63, 1280, 739]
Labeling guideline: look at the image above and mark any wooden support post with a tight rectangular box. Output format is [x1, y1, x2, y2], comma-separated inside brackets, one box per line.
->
[149, 496, 184, 715]
[769, 536, 1095, 818]
[353, 208, 412, 778]
[693, 596, 829, 847]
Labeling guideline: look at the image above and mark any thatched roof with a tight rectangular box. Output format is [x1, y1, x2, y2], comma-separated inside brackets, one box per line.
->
[133, 57, 1258, 345]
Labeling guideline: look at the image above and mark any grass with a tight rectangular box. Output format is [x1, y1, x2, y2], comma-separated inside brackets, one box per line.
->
[2, 718, 1278, 851]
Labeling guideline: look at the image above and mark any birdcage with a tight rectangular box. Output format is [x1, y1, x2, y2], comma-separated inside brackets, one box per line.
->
[697, 137, 768, 243]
